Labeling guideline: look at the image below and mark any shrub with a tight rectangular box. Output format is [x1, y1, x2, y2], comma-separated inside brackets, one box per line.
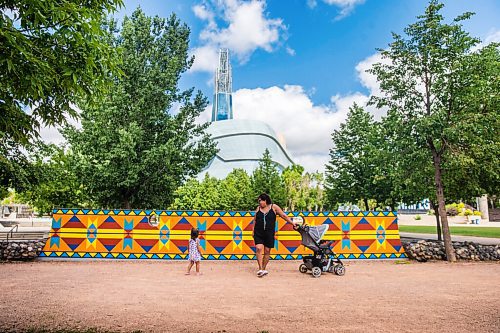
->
[464, 209, 474, 216]
[446, 206, 458, 216]
[473, 211, 482, 216]
[414, 214, 422, 220]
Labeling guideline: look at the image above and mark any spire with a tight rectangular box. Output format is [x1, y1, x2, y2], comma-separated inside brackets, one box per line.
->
[212, 49, 233, 121]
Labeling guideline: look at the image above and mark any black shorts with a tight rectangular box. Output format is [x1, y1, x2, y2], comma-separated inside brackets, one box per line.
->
[253, 231, 275, 249]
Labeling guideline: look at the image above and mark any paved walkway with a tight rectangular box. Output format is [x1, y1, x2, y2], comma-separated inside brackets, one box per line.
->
[401, 232, 500, 245]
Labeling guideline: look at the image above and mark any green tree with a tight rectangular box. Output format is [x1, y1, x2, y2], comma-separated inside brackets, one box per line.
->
[219, 169, 253, 210]
[17, 144, 89, 216]
[282, 165, 305, 211]
[368, 1, 499, 261]
[251, 149, 286, 207]
[65, 8, 216, 209]
[0, 0, 123, 194]
[325, 104, 381, 210]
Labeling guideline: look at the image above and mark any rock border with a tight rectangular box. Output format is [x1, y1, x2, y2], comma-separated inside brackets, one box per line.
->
[402, 238, 500, 261]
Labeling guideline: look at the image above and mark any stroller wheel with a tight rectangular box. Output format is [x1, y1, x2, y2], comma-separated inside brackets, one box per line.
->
[299, 264, 308, 273]
[311, 267, 322, 278]
[328, 265, 335, 273]
[334, 265, 346, 276]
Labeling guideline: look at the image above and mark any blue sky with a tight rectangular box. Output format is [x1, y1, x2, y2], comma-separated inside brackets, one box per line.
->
[118, 0, 499, 105]
[43, 1, 500, 172]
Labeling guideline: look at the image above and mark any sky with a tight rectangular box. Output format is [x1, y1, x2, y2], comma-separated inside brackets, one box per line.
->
[41, 0, 500, 173]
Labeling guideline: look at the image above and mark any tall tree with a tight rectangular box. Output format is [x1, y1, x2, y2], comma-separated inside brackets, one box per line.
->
[65, 8, 216, 209]
[251, 149, 286, 207]
[0, 0, 122, 193]
[219, 169, 253, 210]
[368, 1, 498, 261]
[325, 104, 381, 210]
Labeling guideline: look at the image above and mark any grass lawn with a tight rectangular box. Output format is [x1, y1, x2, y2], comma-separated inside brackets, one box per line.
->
[399, 225, 500, 238]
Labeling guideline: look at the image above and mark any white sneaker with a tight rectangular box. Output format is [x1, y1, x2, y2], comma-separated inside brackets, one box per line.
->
[261, 270, 268, 276]
[257, 270, 264, 277]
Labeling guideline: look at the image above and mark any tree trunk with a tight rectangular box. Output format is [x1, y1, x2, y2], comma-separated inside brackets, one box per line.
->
[431, 152, 456, 262]
[430, 201, 442, 241]
[123, 198, 131, 210]
[363, 198, 369, 211]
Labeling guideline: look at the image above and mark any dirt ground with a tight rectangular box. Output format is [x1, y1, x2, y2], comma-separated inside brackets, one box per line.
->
[0, 260, 499, 333]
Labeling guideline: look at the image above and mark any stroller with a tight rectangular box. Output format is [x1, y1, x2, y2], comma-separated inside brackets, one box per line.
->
[295, 223, 345, 278]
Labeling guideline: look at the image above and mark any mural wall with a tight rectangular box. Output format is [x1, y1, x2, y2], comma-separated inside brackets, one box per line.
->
[40, 209, 406, 259]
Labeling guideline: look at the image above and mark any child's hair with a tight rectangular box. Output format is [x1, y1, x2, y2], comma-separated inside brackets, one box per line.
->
[191, 227, 199, 240]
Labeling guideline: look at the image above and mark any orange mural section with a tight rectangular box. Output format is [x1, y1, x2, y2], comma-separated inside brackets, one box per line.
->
[40, 209, 406, 259]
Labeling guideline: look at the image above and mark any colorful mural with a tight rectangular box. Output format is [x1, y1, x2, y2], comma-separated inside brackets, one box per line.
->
[40, 209, 406, 259]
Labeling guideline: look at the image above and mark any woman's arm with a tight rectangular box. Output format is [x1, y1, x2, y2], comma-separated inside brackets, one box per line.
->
[252, 207, 258, 236]
[274, 205, 297, 226]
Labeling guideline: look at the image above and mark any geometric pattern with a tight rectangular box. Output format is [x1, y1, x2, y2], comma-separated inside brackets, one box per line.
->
[40, 209, 406, 260]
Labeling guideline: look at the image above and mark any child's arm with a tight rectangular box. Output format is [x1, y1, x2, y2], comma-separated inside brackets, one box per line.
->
[196, 238, 202, 254]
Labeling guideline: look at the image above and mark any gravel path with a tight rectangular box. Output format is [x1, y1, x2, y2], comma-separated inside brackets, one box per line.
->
[0, 260, 499, 332]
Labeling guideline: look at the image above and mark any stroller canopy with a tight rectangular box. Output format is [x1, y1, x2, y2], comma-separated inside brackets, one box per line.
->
[299, 225, 329, 251]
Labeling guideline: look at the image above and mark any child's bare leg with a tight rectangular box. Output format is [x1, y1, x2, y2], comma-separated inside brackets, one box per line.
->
[186, 260, 194, 275]
[195, 261, 201, 275]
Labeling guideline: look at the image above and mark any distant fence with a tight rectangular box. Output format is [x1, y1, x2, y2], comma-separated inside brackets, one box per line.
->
[40, 209, 406, 260]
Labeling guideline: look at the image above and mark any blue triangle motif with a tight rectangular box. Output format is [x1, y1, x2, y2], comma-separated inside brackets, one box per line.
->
[104, 216, 116, 223]
[139, 254, 148, 259]
[72, 253, 81, 258]
[323, 218, 334, 225]
[359, 217, 369, 224]
[152, 254, 160, 259]
[68, 215, 80, 222]
[214, 217, 225, 225]
[62, 209, 69, 214]
[178, 217, 190, 225]
[95, 253, 103, 258]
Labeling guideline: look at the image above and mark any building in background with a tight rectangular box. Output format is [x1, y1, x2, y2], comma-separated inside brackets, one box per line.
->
[199, 49, 294, 179]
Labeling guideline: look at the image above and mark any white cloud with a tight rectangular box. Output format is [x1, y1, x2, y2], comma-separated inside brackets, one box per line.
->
[286, 46, 296, 56]
[199, 84, 370, 173]
[190, 0, 286, 72]
[307, 0, 317, 9]
[196, 49, 388, 173]
[484, 28, 500, 44]
[190, 44, 220, 72]
[310, 0, 365, 20]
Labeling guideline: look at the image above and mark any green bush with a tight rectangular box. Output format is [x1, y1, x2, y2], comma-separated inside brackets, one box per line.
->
[414, 214, 422, 220]
[464, 209, 474, 216]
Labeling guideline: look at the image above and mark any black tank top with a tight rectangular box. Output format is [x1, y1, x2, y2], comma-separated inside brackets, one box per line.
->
[255, 204, 276, 233]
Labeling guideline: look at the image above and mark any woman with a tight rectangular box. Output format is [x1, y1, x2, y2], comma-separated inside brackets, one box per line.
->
[252, 193, 297, 277]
